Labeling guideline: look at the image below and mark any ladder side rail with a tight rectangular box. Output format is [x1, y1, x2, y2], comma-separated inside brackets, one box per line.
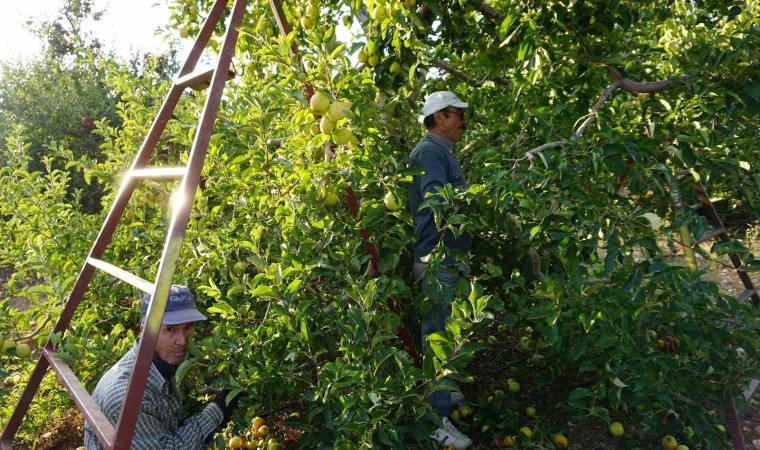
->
[174, 0, 233, 79]
[111, 1, 247, 448]
[691, 180, 760, 306]
[44, 350, 115, 447]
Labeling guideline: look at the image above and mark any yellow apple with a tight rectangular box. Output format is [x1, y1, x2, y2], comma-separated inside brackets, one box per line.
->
[609, 421, 624, 437]
[368, 53, 380, 67]
[661, 435, 678, 450]
[300, 16, 314, 29]
[390, 61, 402, 74]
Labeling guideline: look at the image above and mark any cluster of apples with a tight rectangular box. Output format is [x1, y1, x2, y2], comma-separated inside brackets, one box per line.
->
[227, 416, 279, 450]
[610, 421, 691, 449]
[0, 337, 31, 358]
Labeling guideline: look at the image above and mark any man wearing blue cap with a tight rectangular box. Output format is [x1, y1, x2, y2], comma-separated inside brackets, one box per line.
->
[409, 91, 473, 449]
[84, 285, 237, 450]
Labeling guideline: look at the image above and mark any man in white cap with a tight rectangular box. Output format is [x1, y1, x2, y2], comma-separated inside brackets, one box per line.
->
[84, 285, 238, 450]
[409, 91, 473, 449]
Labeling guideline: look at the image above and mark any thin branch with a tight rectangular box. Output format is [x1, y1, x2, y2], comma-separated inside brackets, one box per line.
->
[510, 68, 691, 170]
[430, 59, 511, 88]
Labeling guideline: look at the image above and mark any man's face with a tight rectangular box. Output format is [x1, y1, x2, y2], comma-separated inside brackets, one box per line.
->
[155, 322, 195, 365]
[434, 107, 468, 142]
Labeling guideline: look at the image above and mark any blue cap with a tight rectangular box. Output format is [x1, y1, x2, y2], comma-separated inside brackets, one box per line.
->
[141, 285, 207, 325]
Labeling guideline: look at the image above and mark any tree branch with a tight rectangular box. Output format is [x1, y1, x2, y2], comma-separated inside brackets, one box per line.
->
[510, 68, 691, 170]
[430, 59, 511, 88]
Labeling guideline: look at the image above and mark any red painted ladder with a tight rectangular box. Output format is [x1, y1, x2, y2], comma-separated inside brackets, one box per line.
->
[0, 0, 247, 448]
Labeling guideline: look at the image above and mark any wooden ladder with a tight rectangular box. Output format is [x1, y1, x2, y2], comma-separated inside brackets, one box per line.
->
[0, 0, 247, 448]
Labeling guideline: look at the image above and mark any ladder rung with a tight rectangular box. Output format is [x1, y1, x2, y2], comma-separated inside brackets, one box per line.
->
[128, 167, 187, 181]
[737, 289, 757, 303]
[696, 228, 727, 244]
[44, 349, 114, 447]
[176, 68, 235, 91]
[87, 258, 154, 294]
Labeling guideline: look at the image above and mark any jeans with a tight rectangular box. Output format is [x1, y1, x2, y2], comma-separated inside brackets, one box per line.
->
[414, 259, 468, 418]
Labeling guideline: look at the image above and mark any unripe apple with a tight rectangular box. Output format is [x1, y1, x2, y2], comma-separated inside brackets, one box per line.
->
[390, 61, 402, 74]
[384, 192, 401, 211]
[309, 122, 320, 136]
[300, 16, 314, 29]
[609, 421, 624, 437]
[326, 102, 347, 122]
[319, 116, 335, 135]
[178, 26, 189, 38]
[332, 128, 353, 145]
[307, 4, 319, 18]
[368, 53, 380, 67]
[373, 4, 388, 21]
[323, 191, 339, 206]
[358, 48, 368, 63]
[310, 92, 330, 115]
[1, 339, 15, 354]
[675, 446, 689, 450]
[519, 427, 532, 438]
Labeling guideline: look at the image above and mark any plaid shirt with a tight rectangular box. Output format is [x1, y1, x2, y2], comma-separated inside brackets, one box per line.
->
[84, 345, 223, 450]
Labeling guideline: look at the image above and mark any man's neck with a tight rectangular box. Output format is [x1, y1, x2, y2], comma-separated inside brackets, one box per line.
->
[152, 355, 179, 381]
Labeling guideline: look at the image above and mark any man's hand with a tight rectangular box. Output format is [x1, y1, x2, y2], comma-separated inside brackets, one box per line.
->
[213, 389, 241, 425]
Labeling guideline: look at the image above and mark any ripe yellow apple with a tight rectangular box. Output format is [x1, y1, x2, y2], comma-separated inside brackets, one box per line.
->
[257, 425, 269, 437]
[450, 409, 460, 420]
[502, 436, 515, 447]
[368, 53, 380, 67]
[519, 427, 532, 438]
[675, 446, 689, 450]
[326, 102, 347, 122]
[300, 16, 314, 29]
[310, 92, 330, 115]
[554, 434, 568, 448]
[609, 421, 624, 437]
[267, 440, 278, 450]
[319, 116, 335, 135]
[251, 416, 265, 430]
[15, 343, 31, 358]
[661, 435, 678, 450]
[323, 192, 339, 207]
[525, 406, 536, 417]
[245, 440, 257, 450]
[384, 192, 401, 211]
[458, 405, 472, 418]
[228, 436, 243, 449]
[390, 61, 402, 74]
[178, 27, 189, 38]
[332, 128, 353, 145]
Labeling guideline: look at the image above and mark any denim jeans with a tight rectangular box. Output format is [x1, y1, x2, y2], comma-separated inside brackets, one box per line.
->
[414, 259, 468, 418]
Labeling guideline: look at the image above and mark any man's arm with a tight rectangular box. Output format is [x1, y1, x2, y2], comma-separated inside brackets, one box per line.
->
[130, 402, 224, 450]
[414, 148, 449, 206]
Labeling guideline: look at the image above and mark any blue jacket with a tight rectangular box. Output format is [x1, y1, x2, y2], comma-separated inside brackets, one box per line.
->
[408, 132, 472, 261]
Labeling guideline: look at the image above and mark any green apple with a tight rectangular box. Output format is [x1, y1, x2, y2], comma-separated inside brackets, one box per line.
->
[609, 422, 624, 437]
[332, 128, 353, 145]
[368, 53, 380, 67]
[320, 116, 335, 135]
[310, 92, 330, 115]
[390, 61, 402, 74]
[326, 102, 347, 122]
[384, 192, 401, 211]
[15, 343, 31, 358]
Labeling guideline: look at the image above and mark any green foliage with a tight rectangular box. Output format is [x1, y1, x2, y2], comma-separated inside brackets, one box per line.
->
[2, 0, 760, 448]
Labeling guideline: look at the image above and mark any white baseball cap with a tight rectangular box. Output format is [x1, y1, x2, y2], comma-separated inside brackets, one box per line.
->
[422, 91, 468, 117]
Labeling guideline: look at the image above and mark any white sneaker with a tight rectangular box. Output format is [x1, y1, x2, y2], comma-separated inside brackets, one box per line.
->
[450, 391, 465, 407]
[431, 417, 473, 449]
